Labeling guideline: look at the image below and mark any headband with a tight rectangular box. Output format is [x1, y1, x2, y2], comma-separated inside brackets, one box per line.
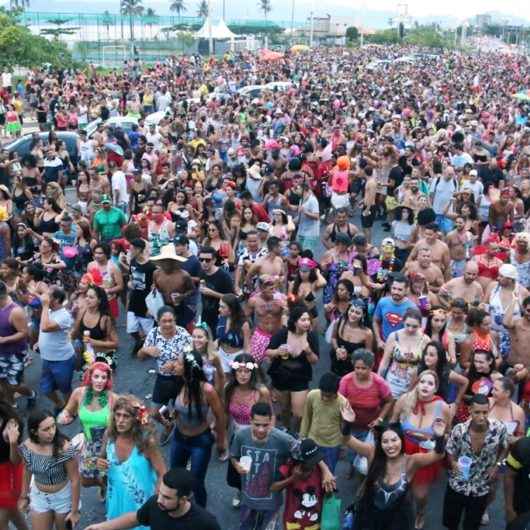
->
[231, 361, 258, 371]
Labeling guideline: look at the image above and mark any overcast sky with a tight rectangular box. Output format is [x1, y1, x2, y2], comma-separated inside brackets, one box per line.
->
[9, 0, 530, 25]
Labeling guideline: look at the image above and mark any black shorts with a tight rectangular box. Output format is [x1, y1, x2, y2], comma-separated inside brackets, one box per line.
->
[361, 206, 376, 228]
[152, 373, 183, 405]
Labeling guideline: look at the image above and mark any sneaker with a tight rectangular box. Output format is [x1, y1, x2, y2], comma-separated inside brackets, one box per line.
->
[232, 491, 241, 509]
[481, 511, 489, 526]
[160, 423, 175, 446]
[27, 391, 37, 409]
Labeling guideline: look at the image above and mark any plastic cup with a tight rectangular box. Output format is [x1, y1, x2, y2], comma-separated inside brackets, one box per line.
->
[458, 456, 472, 479]
[240, 455, 252, 473]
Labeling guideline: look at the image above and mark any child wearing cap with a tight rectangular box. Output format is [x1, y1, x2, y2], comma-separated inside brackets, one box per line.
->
[272, 438, 325, 530]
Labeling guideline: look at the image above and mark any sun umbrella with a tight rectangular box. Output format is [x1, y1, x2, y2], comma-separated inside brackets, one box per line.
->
[104, 143, 124, 156]
[291, 44, 310, 53]
[259, 49, 284, 62]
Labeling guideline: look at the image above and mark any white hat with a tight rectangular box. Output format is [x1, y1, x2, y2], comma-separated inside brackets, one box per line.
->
[150, 244, 187, 262]
[499, 263, 518, 281]
[469, 169, 478, 177]
[256, 222, 270, 232]
[248, 164, 263, 180]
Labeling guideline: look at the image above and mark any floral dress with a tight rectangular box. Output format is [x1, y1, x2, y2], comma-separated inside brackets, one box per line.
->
[106, 442, 156, 530]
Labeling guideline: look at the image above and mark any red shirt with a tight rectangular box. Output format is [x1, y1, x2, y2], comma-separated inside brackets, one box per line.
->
[339, 372, 391, 428]
[280, 462, 323, 529]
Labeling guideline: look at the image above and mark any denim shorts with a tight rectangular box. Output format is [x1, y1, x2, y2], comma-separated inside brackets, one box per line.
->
[40, 357, 75, 395]
[30, 481, 72, 514]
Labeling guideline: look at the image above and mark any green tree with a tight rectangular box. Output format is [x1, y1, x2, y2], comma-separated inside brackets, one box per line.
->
[259, 0, 272, 20]
[121, 0, 144, 41]
[145, 7, 158, 39]
[170, 0, 187, 21]
[345, 26, 359, 41]
[0, 9, 74, 69]
[197, 0, 208, 18]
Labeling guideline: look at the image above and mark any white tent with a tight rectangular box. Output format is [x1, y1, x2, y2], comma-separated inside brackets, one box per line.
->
[195, 18, 236, 40]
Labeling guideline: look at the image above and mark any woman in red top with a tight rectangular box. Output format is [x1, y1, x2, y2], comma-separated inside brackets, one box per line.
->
[338, 349, 393, 434]
[474, 238, 503, 291]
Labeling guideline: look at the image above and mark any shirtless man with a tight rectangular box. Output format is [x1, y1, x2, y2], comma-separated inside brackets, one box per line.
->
[361, 166, 377, 243]
[446, 216, 474, 278]
[322, 207, 358, 249]
[503, 296, 530, 382]
[246, 236, 286, 290]
[439, 261, 484, 309]
[246, 275, 287, 367]
[405, 247, 444, 295]
[407, 222, 451, 279]
[151, 244, 195, 329]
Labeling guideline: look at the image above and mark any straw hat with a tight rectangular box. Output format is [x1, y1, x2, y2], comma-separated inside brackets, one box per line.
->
[150, 244, 187, 262]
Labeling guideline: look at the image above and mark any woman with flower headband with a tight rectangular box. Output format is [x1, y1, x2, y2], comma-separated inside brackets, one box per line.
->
[57, 362, 116, 493]
[169, 351, 226, 507]
[97, 395, 166, 530]
[224, 353, 272, 508]
[391, 369, 451, 530]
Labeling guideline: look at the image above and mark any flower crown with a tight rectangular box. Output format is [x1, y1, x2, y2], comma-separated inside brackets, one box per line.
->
[231, 361, 258, 371]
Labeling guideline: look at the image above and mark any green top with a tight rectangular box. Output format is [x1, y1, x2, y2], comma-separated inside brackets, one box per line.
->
[93, 207, 126, 242]
[79, 399, 110, 441]
[300, 389, 347, 447]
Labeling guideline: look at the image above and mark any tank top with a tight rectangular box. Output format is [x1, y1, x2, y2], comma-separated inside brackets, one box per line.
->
[38, 215, 59, 234]
[0, 302, 26, 356]
[216, 316, 244, 349]
[373, 462, 410, 510]
[228, 389, 259, 427]
[402, 400, 444, 448]
[79, 312, 105, 341]
[174, 393, 210, 429]
[78, 396, 110, 441]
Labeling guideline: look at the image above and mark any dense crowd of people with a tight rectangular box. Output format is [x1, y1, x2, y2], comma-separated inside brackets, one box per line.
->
[1, 44, 530, 530]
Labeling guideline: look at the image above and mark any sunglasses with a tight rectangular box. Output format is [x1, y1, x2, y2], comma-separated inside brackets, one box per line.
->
[199, 257, 212, 263]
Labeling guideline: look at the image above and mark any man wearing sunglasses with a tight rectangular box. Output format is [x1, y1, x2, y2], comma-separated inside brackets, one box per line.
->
[198, 246, 234, 336]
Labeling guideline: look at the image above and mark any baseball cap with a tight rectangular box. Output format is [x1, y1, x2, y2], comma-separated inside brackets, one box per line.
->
[295, 439, 323, 467]
[256, 222, 270, 232]
[174, 234, 189, 246]
[130, 238, 146, 250]
[382, 237, 395, 247]
[101, 195, 111, 204]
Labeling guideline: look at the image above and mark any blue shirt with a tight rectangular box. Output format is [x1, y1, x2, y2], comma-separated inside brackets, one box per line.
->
[374, 296, 418, 341]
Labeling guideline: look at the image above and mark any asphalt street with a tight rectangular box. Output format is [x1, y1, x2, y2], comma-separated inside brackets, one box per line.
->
[20, 215, 507, 530]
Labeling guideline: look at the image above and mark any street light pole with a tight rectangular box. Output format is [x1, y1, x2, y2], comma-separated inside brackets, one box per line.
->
[290, 0, 295, 44]
[208, 0, 213, 55]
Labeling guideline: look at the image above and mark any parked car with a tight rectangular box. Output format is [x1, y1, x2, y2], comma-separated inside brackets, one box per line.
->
[86, 116, 139, 138]
[5, 131, 80, 163]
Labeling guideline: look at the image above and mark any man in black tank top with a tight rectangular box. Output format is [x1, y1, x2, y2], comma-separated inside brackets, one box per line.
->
[322, 208, 358, 249]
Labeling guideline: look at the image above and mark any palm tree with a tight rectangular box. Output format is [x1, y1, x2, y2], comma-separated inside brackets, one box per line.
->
[102, 10, 113, 40]
[9, 0, 30, 9]
[197, 0, 208, 19]
[170, 0, 187, 22]
[145, 7, 158, 39]
[259, 0, 272, 21]
[121, 0, 144, 41]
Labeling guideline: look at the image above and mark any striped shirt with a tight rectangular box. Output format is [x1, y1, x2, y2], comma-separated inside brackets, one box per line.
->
[19, 443, 76, 486]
